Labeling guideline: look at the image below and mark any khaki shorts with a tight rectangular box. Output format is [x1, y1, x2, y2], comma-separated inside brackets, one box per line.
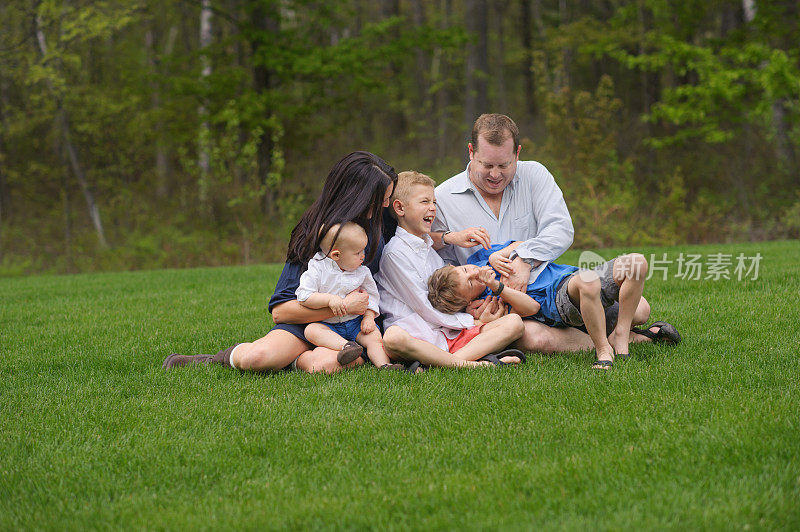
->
[555, 259, 620, 328]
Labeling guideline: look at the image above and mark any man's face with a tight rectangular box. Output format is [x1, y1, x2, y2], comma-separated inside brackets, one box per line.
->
[468, 134, 520, 199]
[396, 184, 437, 238]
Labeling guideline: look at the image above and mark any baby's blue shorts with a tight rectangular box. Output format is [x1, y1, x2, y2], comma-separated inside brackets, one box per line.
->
[325, 316, 363, 342]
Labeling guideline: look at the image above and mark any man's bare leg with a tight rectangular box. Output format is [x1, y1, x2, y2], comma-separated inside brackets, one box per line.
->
[609, 254, 648, 356]
[514, 320, 594, 354]
[567, 272, 613, 365]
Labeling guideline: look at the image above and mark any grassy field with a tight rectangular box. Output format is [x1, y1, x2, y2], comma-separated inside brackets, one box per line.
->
[2, 240, 799, 530]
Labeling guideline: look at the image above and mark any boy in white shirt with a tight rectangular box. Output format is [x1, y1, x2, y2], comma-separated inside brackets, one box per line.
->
[376, 171, 525, 368]
[296, 222, 398, 369]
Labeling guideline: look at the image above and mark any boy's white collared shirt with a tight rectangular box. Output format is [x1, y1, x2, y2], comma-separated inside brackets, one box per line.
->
[376, 226, 474, 350]
[295, 252, 380, 324]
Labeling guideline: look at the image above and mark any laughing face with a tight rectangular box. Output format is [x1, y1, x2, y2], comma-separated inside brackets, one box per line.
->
[468, 133, 520, 201]
[397, 184, 437, 238]
[452, 264, 487, 301]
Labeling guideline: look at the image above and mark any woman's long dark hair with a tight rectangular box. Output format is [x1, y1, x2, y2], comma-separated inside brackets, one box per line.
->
[286, 151, 397, 265]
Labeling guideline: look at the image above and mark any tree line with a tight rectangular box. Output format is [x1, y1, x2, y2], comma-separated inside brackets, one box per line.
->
[1, 0, 798, 274]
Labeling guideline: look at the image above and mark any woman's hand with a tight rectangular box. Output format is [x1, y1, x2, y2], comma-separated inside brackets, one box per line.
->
[445, 227, 491, 249]
[343, 288, 369, 316]
[489, 252, 513, 276]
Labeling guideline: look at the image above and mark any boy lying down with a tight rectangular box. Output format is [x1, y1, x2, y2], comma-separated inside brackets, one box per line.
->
[427, 241, 680, 370]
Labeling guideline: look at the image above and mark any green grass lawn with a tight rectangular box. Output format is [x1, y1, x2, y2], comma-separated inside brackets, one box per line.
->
[2, 240, 799, 530]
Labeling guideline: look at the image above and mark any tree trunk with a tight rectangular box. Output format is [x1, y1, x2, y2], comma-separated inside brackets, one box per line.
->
[146, 24, 177, 201]
[60, 145, 73, 270]
[0, 78, 7, 259]
[381, 0, 407, 137]
[492, 1, 506, 110]
[411, 0, 428, 136]
[251, 4, 279, 217]
[557, 0, 571, 89]
[35, 13, 108, 248]
[464, 0, 489, 125]
[434, 0, 452, 161]
[519, 0, 536, 119]
[198, 0, 213, 211]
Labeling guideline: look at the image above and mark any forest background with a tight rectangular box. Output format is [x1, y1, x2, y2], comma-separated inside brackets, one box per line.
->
[0, 0, 798, 275]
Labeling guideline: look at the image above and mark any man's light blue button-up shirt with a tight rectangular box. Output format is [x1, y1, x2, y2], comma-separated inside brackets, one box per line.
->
[432, 160, 574, 283]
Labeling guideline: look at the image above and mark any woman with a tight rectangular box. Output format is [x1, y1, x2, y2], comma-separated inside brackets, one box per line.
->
[163, 151, 398, 373]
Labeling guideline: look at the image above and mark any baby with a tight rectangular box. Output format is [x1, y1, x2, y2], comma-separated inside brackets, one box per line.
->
[296, 221, 397, 369]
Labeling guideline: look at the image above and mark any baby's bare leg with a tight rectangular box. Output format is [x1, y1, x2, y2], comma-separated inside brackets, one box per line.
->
[567, 272, 613, 363]
[304, 322, 348, 351]
[356, 329, 390, 367]
[450, 314, 524, 362]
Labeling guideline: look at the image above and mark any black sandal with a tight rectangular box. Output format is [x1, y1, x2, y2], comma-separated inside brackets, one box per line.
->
[592, 359, 613, 370]
[631, 321, 681, 345]
[404, 361, 425, 374]
[478, 349, 526, 366]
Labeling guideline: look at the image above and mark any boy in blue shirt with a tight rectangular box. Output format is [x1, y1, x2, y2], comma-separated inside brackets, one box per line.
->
[427, 241, 678, 369]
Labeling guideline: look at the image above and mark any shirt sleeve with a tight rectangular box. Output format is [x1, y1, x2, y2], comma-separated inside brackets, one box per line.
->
[268, 262, 304, 312]
[513, 167, 574, 263]
[360, 269, 381, 315]
[294, 261, 321, 302]
[431, 204, 459, 265]
[380, 249, 473, 330]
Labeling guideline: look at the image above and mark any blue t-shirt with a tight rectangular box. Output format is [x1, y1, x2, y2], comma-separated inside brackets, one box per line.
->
[466, 241, 578, 324]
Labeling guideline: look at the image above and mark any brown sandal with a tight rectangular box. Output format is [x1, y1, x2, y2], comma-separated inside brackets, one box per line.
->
[336, 341, 364, 365]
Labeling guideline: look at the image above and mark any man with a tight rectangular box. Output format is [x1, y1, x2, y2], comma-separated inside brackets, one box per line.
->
[431, 113, 679, 353]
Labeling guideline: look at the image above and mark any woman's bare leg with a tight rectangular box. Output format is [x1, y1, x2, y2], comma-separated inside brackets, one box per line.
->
[232, 329, 309, 371]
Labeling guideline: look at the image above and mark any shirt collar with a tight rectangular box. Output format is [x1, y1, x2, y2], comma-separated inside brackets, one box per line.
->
[454, 161, 520, 195]
[394, 226, 433, 253]
[312, 251, 345, 273]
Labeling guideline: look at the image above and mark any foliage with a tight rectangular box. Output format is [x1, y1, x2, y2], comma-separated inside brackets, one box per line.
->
[0, 0, 798, 273]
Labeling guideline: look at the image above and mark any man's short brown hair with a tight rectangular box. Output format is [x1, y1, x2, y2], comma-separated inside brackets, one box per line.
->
[471, 113, 520, 152]
[427, 265, 470, 313]
[391, 171, 436, 217]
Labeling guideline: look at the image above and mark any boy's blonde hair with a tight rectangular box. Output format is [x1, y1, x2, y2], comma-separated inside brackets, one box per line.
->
[319, 221, 366, 255]
[392, 170, 436, 206]
[427, 265, 470, 313]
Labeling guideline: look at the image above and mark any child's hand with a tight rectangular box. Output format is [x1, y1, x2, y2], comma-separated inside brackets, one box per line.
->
[489, 252, 513, 276]
[361, 317, 376, 335]
[477, 266, 500, 290]
[328, 295, 347, 317]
